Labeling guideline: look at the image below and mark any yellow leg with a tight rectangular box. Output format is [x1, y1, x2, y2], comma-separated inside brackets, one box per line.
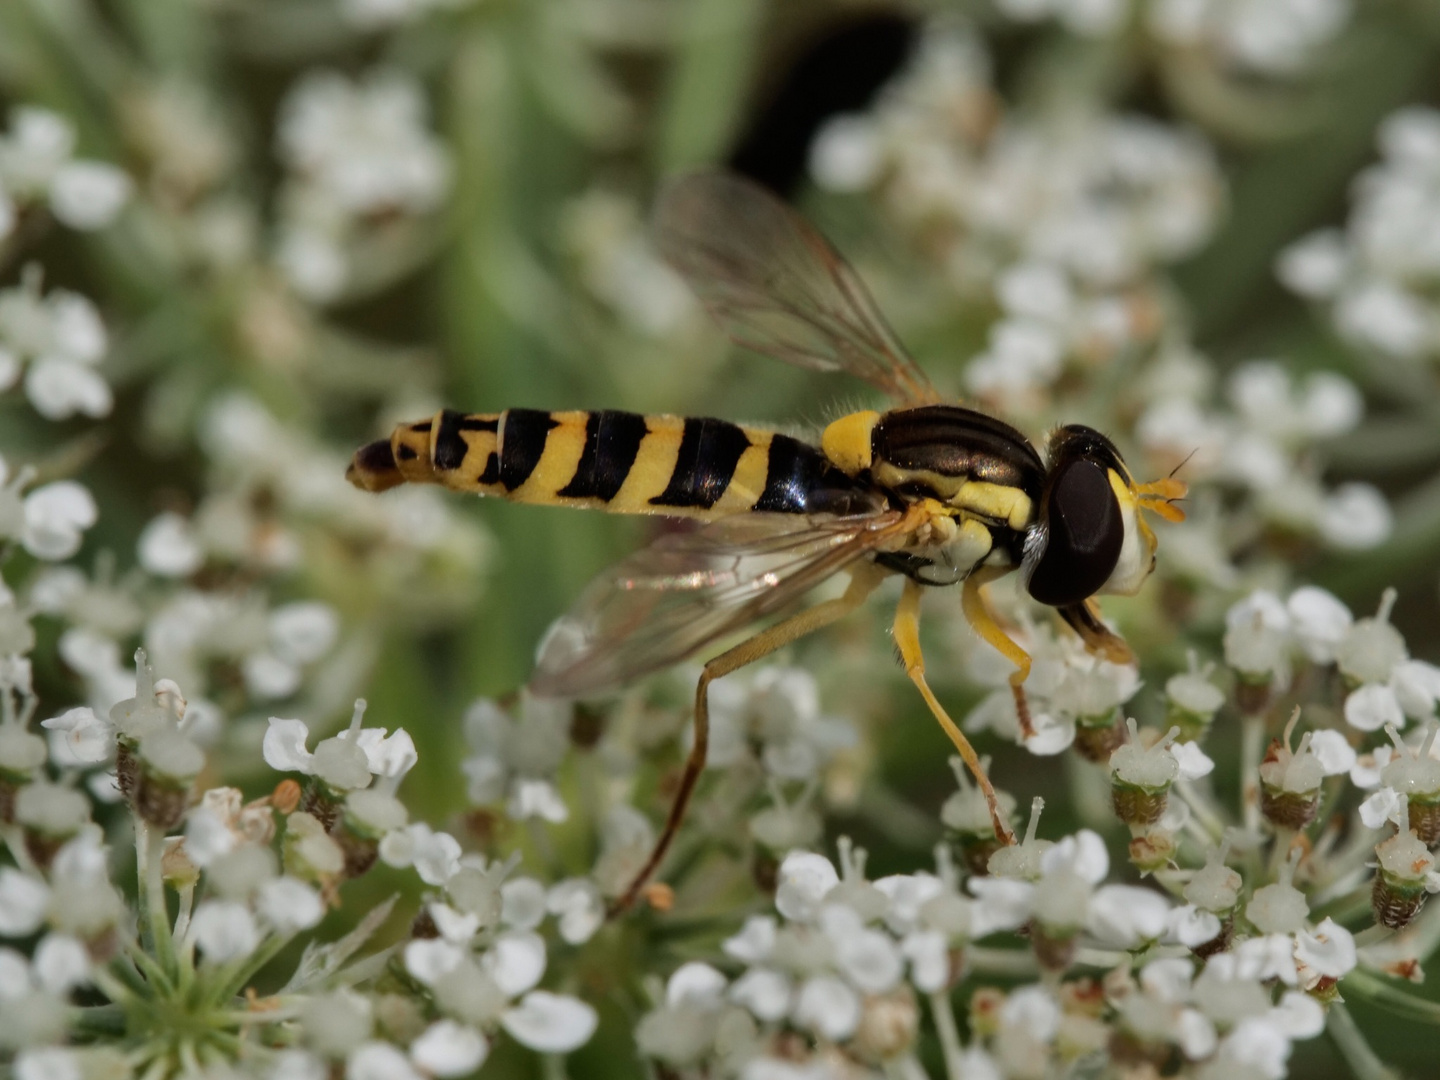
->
[895, 580, 1017, 846]
[608, 562, 889, 917]
[961, 567, 1034, 739]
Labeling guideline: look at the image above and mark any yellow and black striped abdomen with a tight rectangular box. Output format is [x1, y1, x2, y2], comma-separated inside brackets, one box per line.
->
[347, 408, 882, 519]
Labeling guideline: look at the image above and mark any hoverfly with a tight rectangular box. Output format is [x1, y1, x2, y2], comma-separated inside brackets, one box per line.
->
[347, 172, 1186, 913]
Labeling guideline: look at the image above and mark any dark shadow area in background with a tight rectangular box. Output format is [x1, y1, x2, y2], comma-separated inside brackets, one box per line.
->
[728, 11, 917, 197]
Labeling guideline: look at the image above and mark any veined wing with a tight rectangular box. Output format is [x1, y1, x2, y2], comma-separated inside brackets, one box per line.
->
[655, 171, 939, 408]
[530, 509, 903, 698]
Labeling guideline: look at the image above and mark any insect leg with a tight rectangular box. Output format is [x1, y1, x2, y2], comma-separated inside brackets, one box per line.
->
[894, 579, 1017, 847]
[959, 567, 1035, 739]
[608, 562, 890, 918]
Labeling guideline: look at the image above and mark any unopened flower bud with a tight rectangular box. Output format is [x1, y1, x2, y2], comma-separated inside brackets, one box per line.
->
[1109, 720, 1179, 826]
[852, 987, 919, 1062]
[1165, 652, 1225, 741]
[1337, 589, 1406, 687]
[942, 756, 1015, 875]
[1373, 816, 1438, 930]
[1380, 726, 1440, 845]
[134, 730, 204, 829]
[16, 780, 91, 868]
[1224, 611, 1289, 712]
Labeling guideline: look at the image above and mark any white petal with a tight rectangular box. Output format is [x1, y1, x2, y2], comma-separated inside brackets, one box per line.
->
[1359, 787, 1405, 830]
[32, 934, 90, 995]
[1271, 991, 1325, 1039]
[269, 602, 340, 665]
[24, 360, 111, 422]
[729, 967, 792, 1022]
[500, 991, 598, 1053]
[1022, 713, 1076, 755]
[1085, 885, 1171, 949]
[0, 868, 50, 936]
[364, 728, 417, 779]
[1171, 741, 1215, 781]
[49, 161, 132, 229]
[547, 879, 604, 946]
[501, 877, 549, 930]
[1345, 684, 1405, 732]
[1286, 586, 1352, 664]
[191, 900, 261, 962]
[40, 706, 111, 766]
[410, 826, 461, 885]
[0, 948, 29, 998]
[428, 902, 481, 944]
[666, 961, 727, 1007]
[901, 929, 950, 993]
[404, 939, 465, 986]
[262, 717, 315, 773]
[410, 1020, 489, 1077]
[1177, 1008, 1217, 1060]
[1294, 917, 1357, 980]
[1000, 985, 1060, 1041]
[834, 927, 903, 993]
[137, 513, 204, 577]
[792, 975, 860, 1040]
[723, 915, 777, 963]
[968, 877, 1035, 937]
[506, 778, 568, 823]
[258, 878, 325, 933]
[1166, 904, 1221, 948]
[347, 1041, 422, 1080]
[22, 481, 97, 559]
[184, 807, 236, 868]
[244, 653, 302, 700]
[484, 930, 547, 998]
[1307, 729, 1357, 775]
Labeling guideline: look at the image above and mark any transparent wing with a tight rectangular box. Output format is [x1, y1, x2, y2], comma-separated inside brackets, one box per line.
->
[530, 510, 903, 698]
[655, 171, 939, 407]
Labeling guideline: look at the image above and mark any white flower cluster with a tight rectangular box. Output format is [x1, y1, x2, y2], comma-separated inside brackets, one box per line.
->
[0, 266, 112, 421]
[1138, 355, 1390, 556]
[1279, 106, 1440, 363]
[275, 69, 452, 303]
[635, 835, 1353, 1080]
[809, 26, 1223, 411]
[0, 457, 97, 562]
[0, 105, 131, 240]
[995, 0, 1351, 75]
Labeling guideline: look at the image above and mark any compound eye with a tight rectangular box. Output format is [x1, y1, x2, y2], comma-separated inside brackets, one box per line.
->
[1027, 457, 1124, 607]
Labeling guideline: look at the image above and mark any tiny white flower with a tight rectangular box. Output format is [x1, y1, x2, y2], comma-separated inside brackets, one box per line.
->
[40, 706, 111, 766]
[263, 716, 315, 772]
[1167, 904, 1222, 948]
[185, 806, 237, 868]
[137, 513, 204, 578]
[832, 925, 903, 993]
[500, 991, 598, 1053]
[1171, 741, 1216, 780]
[1271, 990, 1326, 1038]
[1001, 985, 1060, 1041]
[410, 1020, 489, 1077]
[191, 900, 261, 962]
[1307, 729, 1358, 775]
[484, 930, 547, 998]
[546, 878, 604, 945]
[1294, 917, 1357, 981]
[506, 778, 568, 823]
[22, 481, 97, 560]
[48, 161, 132, 230]
[0, 868, 50, 936]
[968, 876, 1035, 937]
[1286, 586, 1352, 664]
[31, 934, 90, 996]
[428, 902, 480, 944]
[269, 602, 340, 665]
[775, 851, 839, 922]
[1360, 787, 1405, 830]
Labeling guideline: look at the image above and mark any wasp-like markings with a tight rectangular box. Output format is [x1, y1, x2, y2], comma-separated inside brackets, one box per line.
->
[348, 172, 1185, 916]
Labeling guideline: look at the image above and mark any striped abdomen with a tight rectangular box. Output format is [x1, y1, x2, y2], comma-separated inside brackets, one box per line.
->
[347, 408, 882, 518]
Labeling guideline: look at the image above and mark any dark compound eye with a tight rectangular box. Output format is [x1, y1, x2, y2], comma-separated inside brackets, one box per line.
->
[1026, 457, 1124, 607]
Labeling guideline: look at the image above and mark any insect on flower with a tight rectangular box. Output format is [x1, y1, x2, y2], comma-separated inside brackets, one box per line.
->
[347, 172, 1186, 913]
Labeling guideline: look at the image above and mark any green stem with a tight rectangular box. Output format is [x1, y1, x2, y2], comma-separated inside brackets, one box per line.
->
[966, 946, 1040, 977]
[139, 820, 178, 977]
[211, 932, 297, 1008]
[927, 991, 966, 1080]
[1326, 1001, 1403, 1080]
[1343, 969, 1440, 1025]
